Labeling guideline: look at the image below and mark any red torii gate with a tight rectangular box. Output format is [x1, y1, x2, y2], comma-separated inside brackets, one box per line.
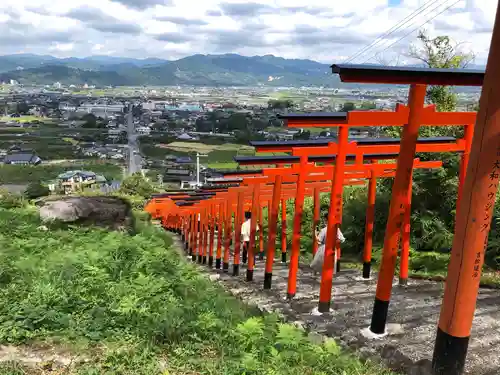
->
[278, 61, 484, 372]
[202, 170, 366, 276]
[152, 132, 468, 313]
[280, 87, 478, 320]
[259, 159, 442, 298]
[214, 163, 416, 276]
[231, 152, 443, 290]
[158, 152, 441, 303]
[288, 137, 473, 312]
[230, 183, 347, 277]
[247, 136, 466, 279]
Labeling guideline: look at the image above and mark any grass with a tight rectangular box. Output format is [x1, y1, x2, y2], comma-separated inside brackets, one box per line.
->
[207, 162, 239, 169]
[338, 247, 500, 289]
[207, 162, 272, 170]
[308, 127, 334, 134]
[144, 141, 258, 165]
[0, 203, 394, 375]
[159, 141, 253, 154]
[0, 116, 43, 123]
[0, 163, 122, 184]
[0, 128, 34, 133]
[62, 137, 79, 146]
[265, 126, 333, 134]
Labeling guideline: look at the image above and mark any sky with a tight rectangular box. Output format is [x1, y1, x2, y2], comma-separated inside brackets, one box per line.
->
[0, 0, 497, 64]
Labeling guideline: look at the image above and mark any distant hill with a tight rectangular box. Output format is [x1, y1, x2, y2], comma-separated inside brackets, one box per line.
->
[0, 54, 168, 72]
[0, 53, 341, 87]
[0, 53, 486, 88]
[0, 65, 137, 86]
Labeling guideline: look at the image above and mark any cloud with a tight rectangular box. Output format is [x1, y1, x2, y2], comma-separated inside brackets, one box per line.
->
[154, 32, 194, 43]
[285, 25, 371, 46]
[219, 2, 274, 17]
[218, 2, 331, 17]
[433, 20, 464, 33]
[66, 5, 142, 34]
[25, 6, 52, 16]
[206, 10, 222, 17]
[283, 6, 333, 16]
[49, 43, 75, 52]
[0, 27, 73, 47]
[0, 15, 74, 47]
[94, 22, 141, 34]
[111, 0, 172, 9]
[156, 15, 207, 25]
[206, 29, 269, 50]
[0, 0, 495, 64]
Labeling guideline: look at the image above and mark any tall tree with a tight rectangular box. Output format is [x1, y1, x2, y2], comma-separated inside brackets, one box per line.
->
[24, 181, 50, 200]
[360, 101, 376, 110]
[409, 30, 475, 112]
[268, 99, 294, 110]
[16, 101, 30, 115]
[341, 102, 356, 112]
[384, 30, 476, 138]
[81, 113, 97, 128]
[227, 113, 249, 131]
[119, 173, 155, 198]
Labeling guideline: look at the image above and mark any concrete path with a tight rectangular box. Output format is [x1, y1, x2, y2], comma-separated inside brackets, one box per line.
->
[173, 235, 500, 375]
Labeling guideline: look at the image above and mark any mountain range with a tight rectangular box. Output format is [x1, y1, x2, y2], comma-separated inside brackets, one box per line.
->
[0, 53, 341, 87]
[0, 54, 486, 88]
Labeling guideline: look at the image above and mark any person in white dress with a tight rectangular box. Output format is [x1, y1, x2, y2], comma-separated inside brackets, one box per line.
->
[310, 212, 346, 273]
[241, 211, 259, 263]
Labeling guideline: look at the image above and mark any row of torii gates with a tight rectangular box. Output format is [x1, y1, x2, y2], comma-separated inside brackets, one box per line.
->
[145, 7, 500, 374]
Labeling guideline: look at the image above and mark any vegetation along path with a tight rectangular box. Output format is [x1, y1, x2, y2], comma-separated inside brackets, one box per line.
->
[0, 203, 392, 375]
[172, 234, 500, 375]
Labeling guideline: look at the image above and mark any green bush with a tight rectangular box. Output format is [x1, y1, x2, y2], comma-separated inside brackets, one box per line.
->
[0, 190, 26, 209]
[119, 173, 155, 198]
[0, 206, 392, 375]
[23, 181, 50, 199]
[410, 251, 451, 274]
[0, 206, 251, 347]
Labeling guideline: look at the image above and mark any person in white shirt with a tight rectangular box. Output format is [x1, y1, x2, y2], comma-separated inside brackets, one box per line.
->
[310, 212, 346, 273]
[241, 211, 259, 263]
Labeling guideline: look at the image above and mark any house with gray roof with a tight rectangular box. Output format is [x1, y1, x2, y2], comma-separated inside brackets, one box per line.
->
[2, 151, 42, 165]
[163, 168, 192, 183]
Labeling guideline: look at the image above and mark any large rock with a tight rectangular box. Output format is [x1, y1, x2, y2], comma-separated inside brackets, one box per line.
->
[39, 196, 134, 230]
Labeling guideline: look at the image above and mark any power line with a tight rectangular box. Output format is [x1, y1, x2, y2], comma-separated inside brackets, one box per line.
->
[343, 0, 446, 64]
[361, 0, 462, 64]
[344, 0, 443, 63]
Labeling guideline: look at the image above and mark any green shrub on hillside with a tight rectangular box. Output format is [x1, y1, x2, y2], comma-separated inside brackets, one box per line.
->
[410, 251, 451, 273]
[0, 206, 392, 375]
[119, 173, 155, 198]
[23, 181, 50, 199]
[0, 190, 26, 209]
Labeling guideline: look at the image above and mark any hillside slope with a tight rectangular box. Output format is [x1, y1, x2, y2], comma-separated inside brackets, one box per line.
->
[0, 53, 340, 87]
[0, 201, 393, 374]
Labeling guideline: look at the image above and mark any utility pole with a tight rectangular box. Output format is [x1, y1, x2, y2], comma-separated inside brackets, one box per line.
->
[196, 153, 200, 186]
[196, 153, 208, 187]
[127, 103, 134, 176]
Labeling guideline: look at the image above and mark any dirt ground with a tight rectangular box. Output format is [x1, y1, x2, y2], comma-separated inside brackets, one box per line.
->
[174, 236, 500, 375]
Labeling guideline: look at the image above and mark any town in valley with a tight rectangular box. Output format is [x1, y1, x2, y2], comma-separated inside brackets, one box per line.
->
[0, 70, 481, 194]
